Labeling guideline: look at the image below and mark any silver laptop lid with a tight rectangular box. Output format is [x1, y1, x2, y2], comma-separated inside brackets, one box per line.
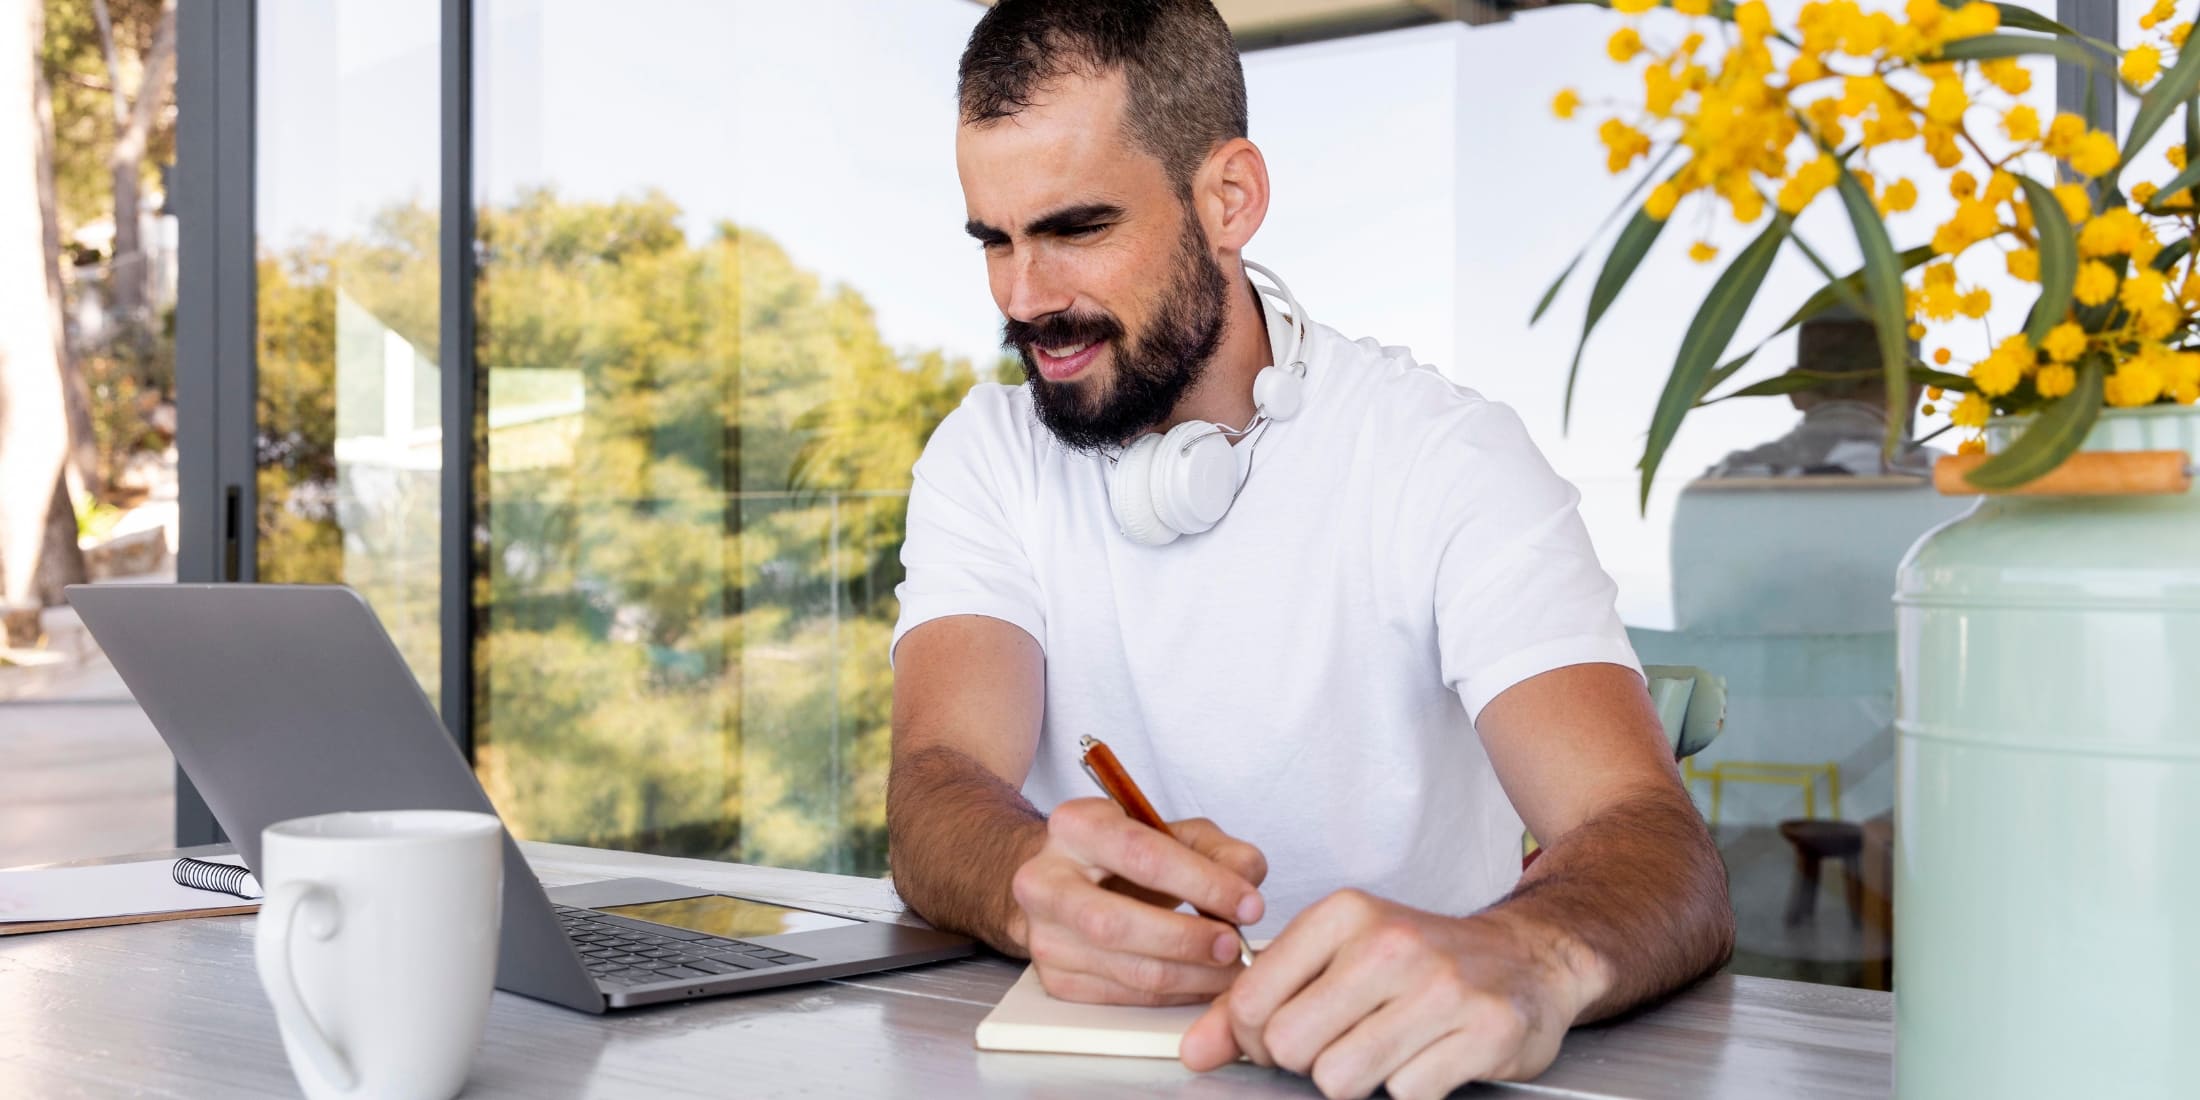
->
[65, 583, 604, 1013]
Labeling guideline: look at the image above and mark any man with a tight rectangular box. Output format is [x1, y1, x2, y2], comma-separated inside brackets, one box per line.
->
[886, 2, 1733, 1097]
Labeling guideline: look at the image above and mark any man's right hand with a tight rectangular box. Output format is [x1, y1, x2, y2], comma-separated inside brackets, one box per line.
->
[1009, 797, 1269, 1006]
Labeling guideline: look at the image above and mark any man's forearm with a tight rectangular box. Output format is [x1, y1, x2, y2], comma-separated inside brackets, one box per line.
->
[1493, 785, 1734, 1022]
[885, 744, 1049, 955]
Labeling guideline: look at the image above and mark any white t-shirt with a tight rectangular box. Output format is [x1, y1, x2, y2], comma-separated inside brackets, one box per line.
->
[891, 302, 1640, 938]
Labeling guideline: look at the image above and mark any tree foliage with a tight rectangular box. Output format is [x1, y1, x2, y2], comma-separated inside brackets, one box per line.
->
[257, 191, 1000, 875]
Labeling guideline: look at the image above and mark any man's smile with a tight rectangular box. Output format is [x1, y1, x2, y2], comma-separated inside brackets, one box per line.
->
[1032, 339, 1107, 381]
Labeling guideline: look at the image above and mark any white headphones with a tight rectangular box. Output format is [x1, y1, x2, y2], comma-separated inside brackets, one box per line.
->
[1106, 260, 1308, 547]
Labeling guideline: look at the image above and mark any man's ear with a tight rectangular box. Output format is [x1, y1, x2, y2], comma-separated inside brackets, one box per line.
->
[1195, 138, 1269, 255]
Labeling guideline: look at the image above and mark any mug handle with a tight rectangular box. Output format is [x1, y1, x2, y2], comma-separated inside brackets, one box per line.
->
[255, 881, 359, 1092]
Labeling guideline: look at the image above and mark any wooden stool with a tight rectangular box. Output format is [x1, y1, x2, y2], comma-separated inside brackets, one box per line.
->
[1777, 819, 1865, 929]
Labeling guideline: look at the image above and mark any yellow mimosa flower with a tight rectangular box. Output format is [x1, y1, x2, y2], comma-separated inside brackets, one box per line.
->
[1949, 170, 1977, 200]
[1551, 89, 1581, 120]
[2052, 181, 2091, 223]
[2121, 269, 2169, 311]
[1735, 1, 1773, 37]
[2041, 322, 2087, 363]
[2171, 144, 2189, 170]
[1951, 393, 1992, 427]
[1926, 77, 1968, 125]
[2132, 181, 2161, 206]
[1982, 58, 2032, 95]
[1689, 241, 1720, 264]
[1932, 350, 1952, 367]
[2105, 360, 2165, 406]
[2123, 44, 2163, 86]
[1673, 0, 1712, 16]
[1969, 336, 2030, 396]
[1959, 289, 1993, 318]
[2006, 248, 2040, 282]
[2068, 131, 2121, 177]
[2074, 261, 2119, 306]
[2043, 112, 2086, 156]
[2002, 105, 2040, 142]
[2034, 364, 2077, 398]
[1880, 178, 1918, 213]
[1612, 0, 1657, 13]
[2078, 207, 2144, 257]
[1646, 182, 1681, 220]
[1608, 27, 1644, 63]
[1957, 437, 1986, 456]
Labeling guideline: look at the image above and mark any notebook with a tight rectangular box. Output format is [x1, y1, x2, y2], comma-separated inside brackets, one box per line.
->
[976, 964, 1209, 1057]
[975, 943, 1273, 1058]
[0, 855, 261, 935]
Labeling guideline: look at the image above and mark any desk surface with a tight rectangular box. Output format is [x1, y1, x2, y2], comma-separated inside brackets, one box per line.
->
[0, 842, 1892, 1099]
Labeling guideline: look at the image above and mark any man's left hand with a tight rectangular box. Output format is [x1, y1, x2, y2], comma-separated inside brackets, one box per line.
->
[1178, 888, 1595, 1100]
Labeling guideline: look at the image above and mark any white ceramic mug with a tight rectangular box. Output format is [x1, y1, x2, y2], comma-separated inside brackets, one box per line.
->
[254, 810, 505, 1100]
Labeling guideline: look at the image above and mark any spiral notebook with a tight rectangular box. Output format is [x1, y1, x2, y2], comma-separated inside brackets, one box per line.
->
[0, 855, 262, 936]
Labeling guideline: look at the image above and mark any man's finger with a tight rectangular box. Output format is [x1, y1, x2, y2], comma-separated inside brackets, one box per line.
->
[1304, 987, 1463, 1100]
[1375, 1027, 1501, 1100]
[1038, 876, 1247, 966]
[1169, 817, 1270, 891]
[1052, 801, 1263, 925]
[1257, 957, 1395, 1076]
[1034, 936, 1240, 1003]
[1179, 992, 1243, 1071]
[1227, 888, 1381, 1041]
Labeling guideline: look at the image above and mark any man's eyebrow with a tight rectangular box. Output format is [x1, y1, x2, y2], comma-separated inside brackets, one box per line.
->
[964, 203, 1127, 245]
[1024, 202, 1125, 237]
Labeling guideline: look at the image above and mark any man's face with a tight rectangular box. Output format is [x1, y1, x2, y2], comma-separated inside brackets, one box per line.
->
[957, 70, 1229, 452]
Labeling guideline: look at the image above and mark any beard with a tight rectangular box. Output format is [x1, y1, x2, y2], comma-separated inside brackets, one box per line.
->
[1003, 216, 1230, 454]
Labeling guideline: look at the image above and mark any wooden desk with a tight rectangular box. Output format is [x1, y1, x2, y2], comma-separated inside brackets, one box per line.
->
[0, 842, 1892, 1098]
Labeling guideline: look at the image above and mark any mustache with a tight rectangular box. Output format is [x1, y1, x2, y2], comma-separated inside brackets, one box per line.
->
[1003, 311, 1124, 357]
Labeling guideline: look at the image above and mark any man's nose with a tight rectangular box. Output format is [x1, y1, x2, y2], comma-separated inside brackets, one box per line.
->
[999, 251, 1073, 323]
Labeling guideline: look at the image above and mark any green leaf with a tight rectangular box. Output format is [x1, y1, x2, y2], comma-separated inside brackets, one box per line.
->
[2117, 28, 2200, 191]
[1831, 166, 1911, 452]
[1777, 244, 1937, 333]
[1564, 205, 1670, 430]
[2187, 97, 2200, 159]
[2143, 159, 2200, 214]
[1988, 4, 2071, 37]
[1532, 146, 1679, 325]
[1688, 244, 1935, 405]
[1931, 33, 2110, 73]
[1987, 4, 2118, 54]
[1699, 364, 1972, 406]
[1637, 215, 1790, 510]
[2015, 175, 2078, 345]
[2153, 236, 2191, 272]
[1960, 355, 2105, 491]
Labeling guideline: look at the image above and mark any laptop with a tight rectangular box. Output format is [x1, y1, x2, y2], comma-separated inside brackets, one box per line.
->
[66, 583, 974, 1012]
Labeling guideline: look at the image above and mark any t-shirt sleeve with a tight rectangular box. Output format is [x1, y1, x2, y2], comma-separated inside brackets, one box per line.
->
[1405, 398, 1641, 724]
[890, 388, 1047, 662]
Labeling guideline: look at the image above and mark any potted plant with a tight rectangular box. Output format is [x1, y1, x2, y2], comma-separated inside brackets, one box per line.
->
[1543, 3, 2200, 1097]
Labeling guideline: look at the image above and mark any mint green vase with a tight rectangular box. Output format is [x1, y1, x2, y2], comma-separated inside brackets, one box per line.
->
[1894, 405, 2200, 1098]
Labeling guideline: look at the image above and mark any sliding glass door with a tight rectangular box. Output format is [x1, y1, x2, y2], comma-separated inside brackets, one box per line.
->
[182, 0, 1001, 873]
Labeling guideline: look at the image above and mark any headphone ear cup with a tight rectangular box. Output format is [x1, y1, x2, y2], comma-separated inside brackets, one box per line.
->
[1151, 422, 1237, 536]
[1107, 433, 1178, 546]
[1252, 364, 1305, 421]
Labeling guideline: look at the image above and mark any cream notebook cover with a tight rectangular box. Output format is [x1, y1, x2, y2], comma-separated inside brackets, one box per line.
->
[975, 963, 1212, 1057]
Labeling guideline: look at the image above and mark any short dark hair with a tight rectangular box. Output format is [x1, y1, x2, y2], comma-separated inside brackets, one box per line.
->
[958, 0, 1247, 194]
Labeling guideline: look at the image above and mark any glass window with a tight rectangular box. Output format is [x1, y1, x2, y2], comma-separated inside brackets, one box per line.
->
[254, 0, 443, 702]
[470, 0, 1000, 874]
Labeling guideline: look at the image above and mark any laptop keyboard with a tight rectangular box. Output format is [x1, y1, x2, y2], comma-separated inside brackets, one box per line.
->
[554, 904, 814, 988]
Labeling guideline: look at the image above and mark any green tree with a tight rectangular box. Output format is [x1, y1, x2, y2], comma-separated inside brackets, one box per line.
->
[254, 190, 987, 875]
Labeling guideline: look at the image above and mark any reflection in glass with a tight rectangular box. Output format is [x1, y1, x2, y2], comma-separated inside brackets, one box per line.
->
[254, 0, 442, 702]
[470, 0, 1003, 875]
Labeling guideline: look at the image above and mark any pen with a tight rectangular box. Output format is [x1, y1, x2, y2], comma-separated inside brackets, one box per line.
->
[1077, 734, 1258, 969]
